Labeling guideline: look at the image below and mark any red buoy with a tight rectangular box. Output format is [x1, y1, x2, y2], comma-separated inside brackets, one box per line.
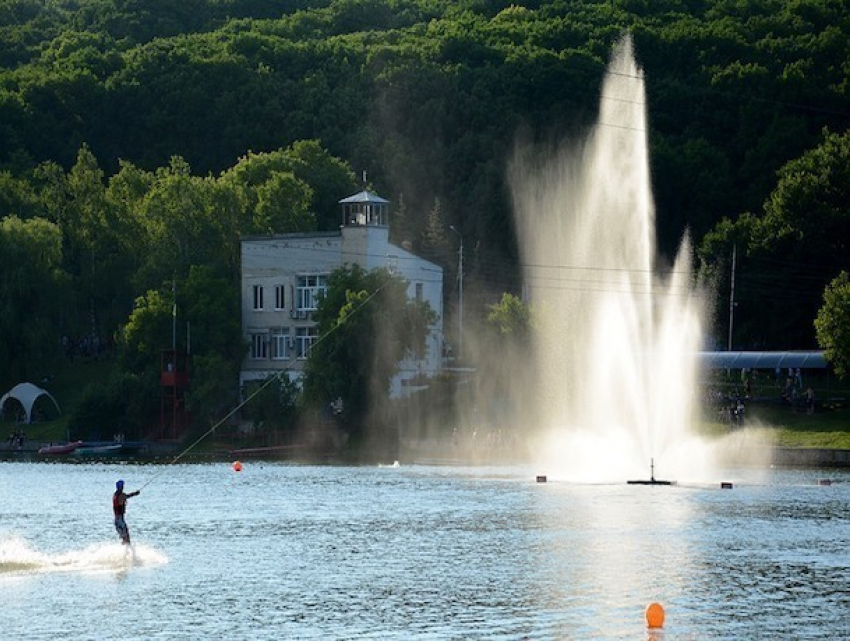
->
[645, 602, 665, 629]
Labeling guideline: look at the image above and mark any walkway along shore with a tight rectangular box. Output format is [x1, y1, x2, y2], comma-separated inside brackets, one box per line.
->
[2, 441, 849, 468]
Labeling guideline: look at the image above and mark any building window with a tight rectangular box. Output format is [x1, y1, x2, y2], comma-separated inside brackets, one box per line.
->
[252, 285, 264, 311]
[415, 282, 423, 301]
[274, 285, 285, 311]
[250, 333, 268, 359]
[296, 274, 328, 311]
[295, 326, 318, 359]
[271, 328, 290, 360]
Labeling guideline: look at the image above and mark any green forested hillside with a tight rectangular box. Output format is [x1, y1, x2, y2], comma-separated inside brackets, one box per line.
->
[4, 1, 847, 245]
[1, 0, 849, 429]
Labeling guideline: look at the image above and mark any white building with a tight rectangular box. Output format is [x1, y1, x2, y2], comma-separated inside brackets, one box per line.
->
[239, 190, 444, 398]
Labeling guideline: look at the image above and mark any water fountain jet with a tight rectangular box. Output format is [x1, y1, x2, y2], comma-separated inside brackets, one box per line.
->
[512, 35, 713, 483]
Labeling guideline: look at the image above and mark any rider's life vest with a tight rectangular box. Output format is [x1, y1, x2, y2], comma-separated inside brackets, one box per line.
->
[113, 492, 125, 517]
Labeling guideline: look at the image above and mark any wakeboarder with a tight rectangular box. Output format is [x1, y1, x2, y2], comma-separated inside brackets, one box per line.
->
[113, 479, 140, 544]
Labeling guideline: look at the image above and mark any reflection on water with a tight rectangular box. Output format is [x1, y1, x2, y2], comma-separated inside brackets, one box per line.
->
[1, 462, 848, 639]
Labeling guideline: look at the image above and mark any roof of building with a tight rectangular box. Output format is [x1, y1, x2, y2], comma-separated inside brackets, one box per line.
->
[338, 190, 389, 205]
[241, 230, 341, 242]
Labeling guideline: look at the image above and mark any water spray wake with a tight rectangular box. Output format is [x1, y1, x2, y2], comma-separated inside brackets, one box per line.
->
[512, 35, 715, 483]
[0, 535, 168, 577]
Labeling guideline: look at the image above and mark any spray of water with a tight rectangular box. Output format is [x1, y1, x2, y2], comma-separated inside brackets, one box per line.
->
[0, 534, 168, 577]
[511, 35, 716, 482]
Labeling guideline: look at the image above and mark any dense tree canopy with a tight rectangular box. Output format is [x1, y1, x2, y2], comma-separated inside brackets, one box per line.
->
[0, 139, 355, 426]
[1, 0, 849, 428]
[698, 128, 850, 349]
[3, 1, 847, 269]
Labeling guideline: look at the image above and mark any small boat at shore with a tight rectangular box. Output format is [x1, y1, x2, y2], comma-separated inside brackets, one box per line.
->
[74, 443, 123, 456]
[229, 444, 308, 456]
[37, 441, 83, 455]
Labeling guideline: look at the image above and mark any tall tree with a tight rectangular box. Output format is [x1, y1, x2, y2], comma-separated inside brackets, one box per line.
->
[302, 264, 436, 432]
[815, 272, 850, 380]
[475, 292, 535, 429]
[0, 215, 66, 384]
[420, 197, 451, 270]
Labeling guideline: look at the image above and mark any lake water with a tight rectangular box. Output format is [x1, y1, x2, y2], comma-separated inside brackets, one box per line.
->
[1, 460, 848, 639]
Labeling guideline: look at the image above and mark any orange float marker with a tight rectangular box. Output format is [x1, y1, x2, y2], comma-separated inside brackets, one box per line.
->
[645, 602, 665, 629]
[232, 460, 243, 472]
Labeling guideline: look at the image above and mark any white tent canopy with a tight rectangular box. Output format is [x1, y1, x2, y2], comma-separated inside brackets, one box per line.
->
[0, 382, 61, 423]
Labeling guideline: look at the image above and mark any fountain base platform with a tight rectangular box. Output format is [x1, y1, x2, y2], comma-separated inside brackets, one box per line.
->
[627, 459, 674, 485]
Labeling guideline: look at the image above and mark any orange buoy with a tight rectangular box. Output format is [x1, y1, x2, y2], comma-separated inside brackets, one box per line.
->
[645, 602, 665, 629]
[232, 460, 243, 472]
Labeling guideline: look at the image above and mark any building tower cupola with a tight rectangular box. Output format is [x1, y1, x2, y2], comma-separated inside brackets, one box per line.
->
[339, 190, 389, 227]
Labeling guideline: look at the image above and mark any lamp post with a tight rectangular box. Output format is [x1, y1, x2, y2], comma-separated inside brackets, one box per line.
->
[727, 243, 736, 351]
[449, 225, 463, 361]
